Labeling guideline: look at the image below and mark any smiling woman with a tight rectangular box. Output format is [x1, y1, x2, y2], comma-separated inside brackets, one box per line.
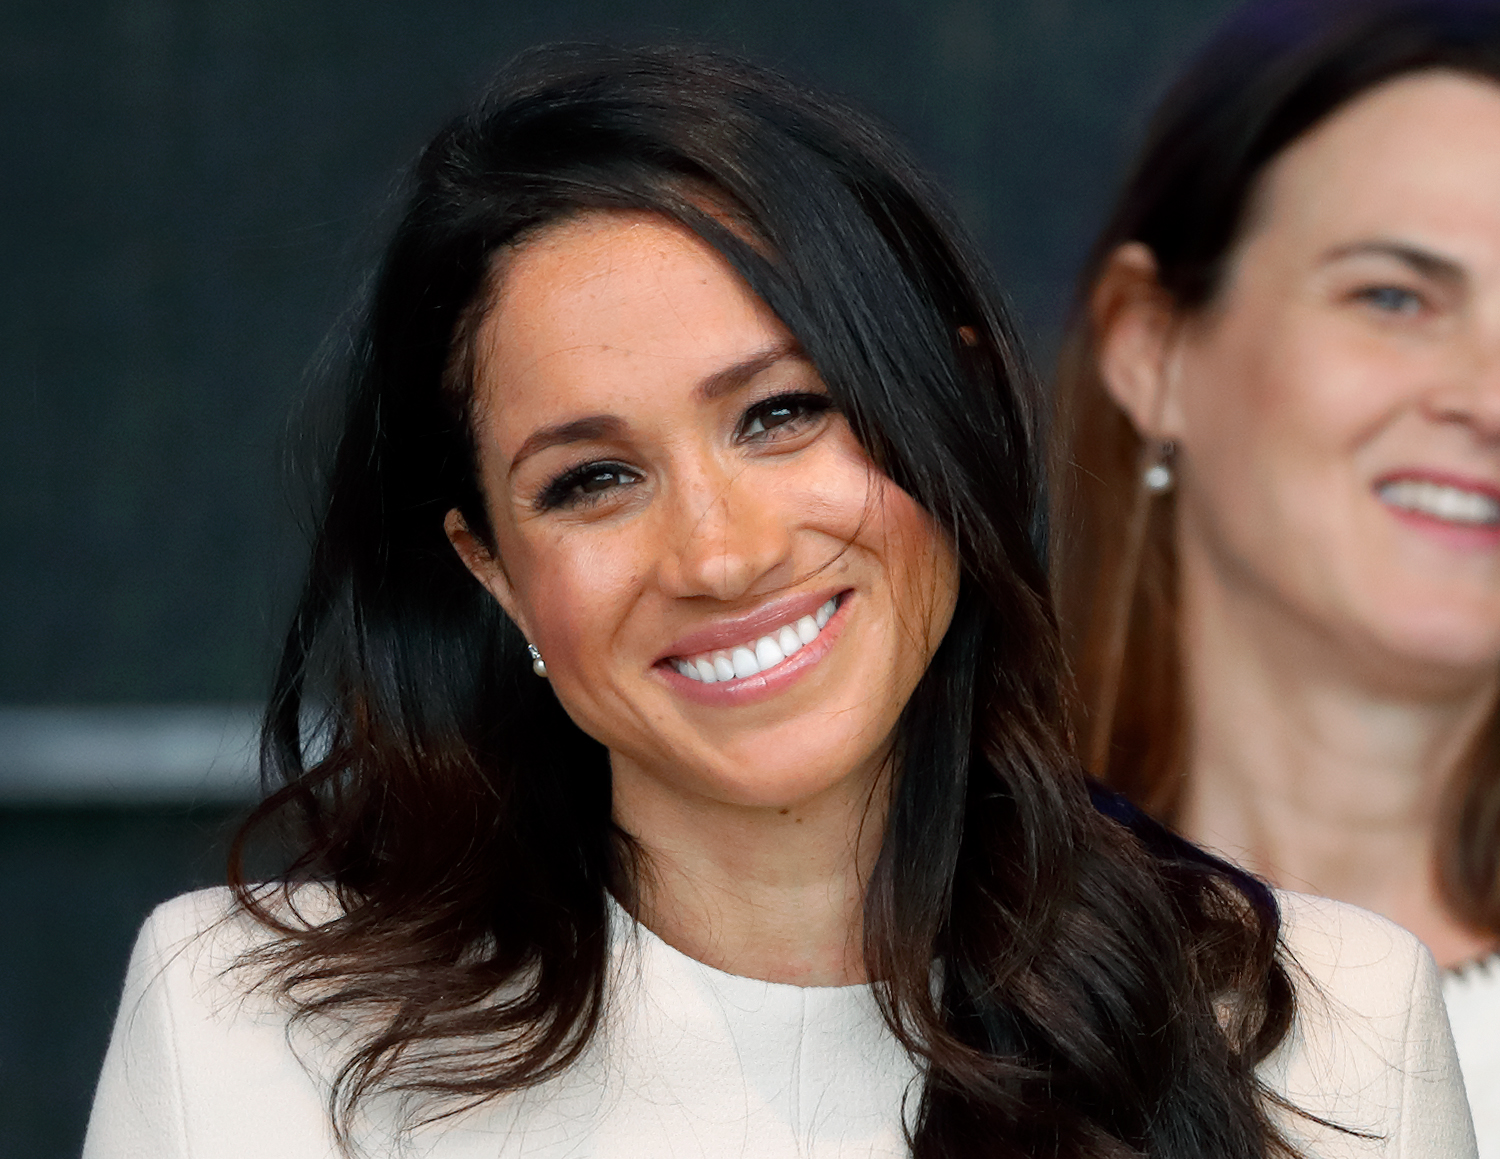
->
[1050, 0, 1500, 1151]
[85, 42, 1471, 1159]
[442, 210, 957, 980]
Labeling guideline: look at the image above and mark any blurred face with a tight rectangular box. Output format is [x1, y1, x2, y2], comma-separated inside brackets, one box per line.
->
[1156, 72, 1500, 680]
[448, 211, 957, 813]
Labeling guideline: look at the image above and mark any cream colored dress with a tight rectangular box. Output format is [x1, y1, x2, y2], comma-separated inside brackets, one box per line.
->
[83, 888, 1475, 1158]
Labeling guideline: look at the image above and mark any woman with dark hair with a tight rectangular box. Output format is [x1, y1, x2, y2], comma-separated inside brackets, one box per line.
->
[88, 43, 1468, 1159]
[1052, 0, 1500, 1148]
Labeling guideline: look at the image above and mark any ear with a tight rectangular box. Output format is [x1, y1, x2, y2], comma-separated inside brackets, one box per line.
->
[1090, 242, 1186, 440]
[444, 508, 532, 639]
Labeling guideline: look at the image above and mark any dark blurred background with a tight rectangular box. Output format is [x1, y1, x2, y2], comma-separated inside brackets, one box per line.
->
[0, 1, 1234, 1153]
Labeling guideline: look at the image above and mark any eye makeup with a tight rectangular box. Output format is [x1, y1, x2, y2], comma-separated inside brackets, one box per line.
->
[737, 391, 835, 442]
[529, 389, 838, 513]
[534, 461, 643, 511]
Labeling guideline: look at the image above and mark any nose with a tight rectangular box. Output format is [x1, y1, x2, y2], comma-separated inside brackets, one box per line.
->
[654, 457, 796, 602]
[1427, 329, 1500, 440]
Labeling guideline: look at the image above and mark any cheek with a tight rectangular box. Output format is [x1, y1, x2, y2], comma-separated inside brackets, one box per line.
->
[853, 478, 959, 646]
[505, 533, 644, 670]
[1178, 317, 1301, 463]
[1176, 313, 1388, 521]
[766, 422, 908, 555]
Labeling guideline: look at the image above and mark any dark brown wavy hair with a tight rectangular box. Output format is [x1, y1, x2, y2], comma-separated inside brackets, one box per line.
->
[231, 43, 1302, 1158]
[1051, 0, 1500, 935]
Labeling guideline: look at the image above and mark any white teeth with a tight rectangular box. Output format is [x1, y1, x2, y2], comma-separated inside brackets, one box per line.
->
[669, 596, 843, 684]
[754, 635, 785, 669]
[731, 646, 759, 679]
[1379, 479, 1500, 525]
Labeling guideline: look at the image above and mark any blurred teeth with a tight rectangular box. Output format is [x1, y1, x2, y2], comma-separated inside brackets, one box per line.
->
[1379, 479, 1500, 526]
[672, 597, 839, 683]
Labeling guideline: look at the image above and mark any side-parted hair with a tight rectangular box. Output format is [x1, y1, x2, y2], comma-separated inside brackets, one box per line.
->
[232, 43, 1300, 1158]
[1052, 0, 1500, 937]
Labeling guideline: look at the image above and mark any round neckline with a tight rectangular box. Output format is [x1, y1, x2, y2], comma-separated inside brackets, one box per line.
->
[1445, 949, 1500, 978]
[606, 892, 877, 996]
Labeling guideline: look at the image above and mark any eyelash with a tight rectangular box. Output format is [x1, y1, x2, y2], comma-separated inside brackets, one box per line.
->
[533, 391, 834, 512]
[737, 391, 834, 441]
[535, 462, 643, 512]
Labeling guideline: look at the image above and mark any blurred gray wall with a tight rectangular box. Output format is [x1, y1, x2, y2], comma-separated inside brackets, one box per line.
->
[0, 1, 1235, 1154]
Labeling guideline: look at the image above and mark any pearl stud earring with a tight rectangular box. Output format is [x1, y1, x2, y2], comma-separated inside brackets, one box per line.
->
[1143, 441, 1176, 494]
[527, 643, 547, 678]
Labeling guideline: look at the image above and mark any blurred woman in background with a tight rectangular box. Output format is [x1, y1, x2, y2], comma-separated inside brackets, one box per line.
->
[1053, 0, 1500, 1147]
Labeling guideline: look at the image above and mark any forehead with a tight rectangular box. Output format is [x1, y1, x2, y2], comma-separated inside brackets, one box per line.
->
[1245, 70, 1500, 259]
[469, 211, 790, 442]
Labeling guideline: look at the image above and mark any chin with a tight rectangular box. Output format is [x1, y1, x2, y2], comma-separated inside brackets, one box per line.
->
[1389, 626, 1500, 675]
[1358, 601, 1500, 683]
[715, 756, 883, 810]
[671, 729, 889, 810]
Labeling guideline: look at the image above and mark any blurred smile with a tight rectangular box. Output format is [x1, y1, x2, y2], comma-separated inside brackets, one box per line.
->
[1376, 470, 1500, 549]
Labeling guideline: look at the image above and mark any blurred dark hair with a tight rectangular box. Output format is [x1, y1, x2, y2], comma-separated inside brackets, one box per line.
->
[1052, 0, 1500, 935]
[232, 42, 1300, 1158]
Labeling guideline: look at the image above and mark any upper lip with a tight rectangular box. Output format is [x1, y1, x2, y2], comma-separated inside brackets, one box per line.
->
[1375, 469, 1500, 503]
[656, 587, 848, 662]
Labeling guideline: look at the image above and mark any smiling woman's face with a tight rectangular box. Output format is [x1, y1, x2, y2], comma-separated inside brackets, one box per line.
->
[448, 211, 958, 814]
[1147, 71, 1500, 682]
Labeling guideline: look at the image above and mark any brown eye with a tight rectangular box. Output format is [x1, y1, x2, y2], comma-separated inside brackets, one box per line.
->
[579, 467, 633, 493]
[537, 462, 642, 511]
[738, 393, 833, 440]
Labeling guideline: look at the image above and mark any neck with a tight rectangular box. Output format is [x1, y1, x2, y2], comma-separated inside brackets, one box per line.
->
[610, 759, 886, 987]
[1175, 532, 1498, 968]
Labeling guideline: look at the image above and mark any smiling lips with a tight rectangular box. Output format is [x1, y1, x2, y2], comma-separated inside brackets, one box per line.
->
[1377, 477, 1500, 526]
[670, 596, 839, 683]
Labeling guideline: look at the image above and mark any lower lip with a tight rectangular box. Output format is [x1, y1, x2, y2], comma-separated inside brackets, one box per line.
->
[1381, 502, 1500, 550]
[655, 592, 853, 707]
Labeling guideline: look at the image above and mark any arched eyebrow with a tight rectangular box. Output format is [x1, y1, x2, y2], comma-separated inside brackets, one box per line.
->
[694, 340, 804, 402]
[506, 341, 805, 475]
[1320, 239, 1466, 286]
[508, 415, 626, 477]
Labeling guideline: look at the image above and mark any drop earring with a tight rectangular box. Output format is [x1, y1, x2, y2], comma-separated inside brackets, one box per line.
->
[1142, 440, 1176, 494]
[527, 643, 547, 678]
